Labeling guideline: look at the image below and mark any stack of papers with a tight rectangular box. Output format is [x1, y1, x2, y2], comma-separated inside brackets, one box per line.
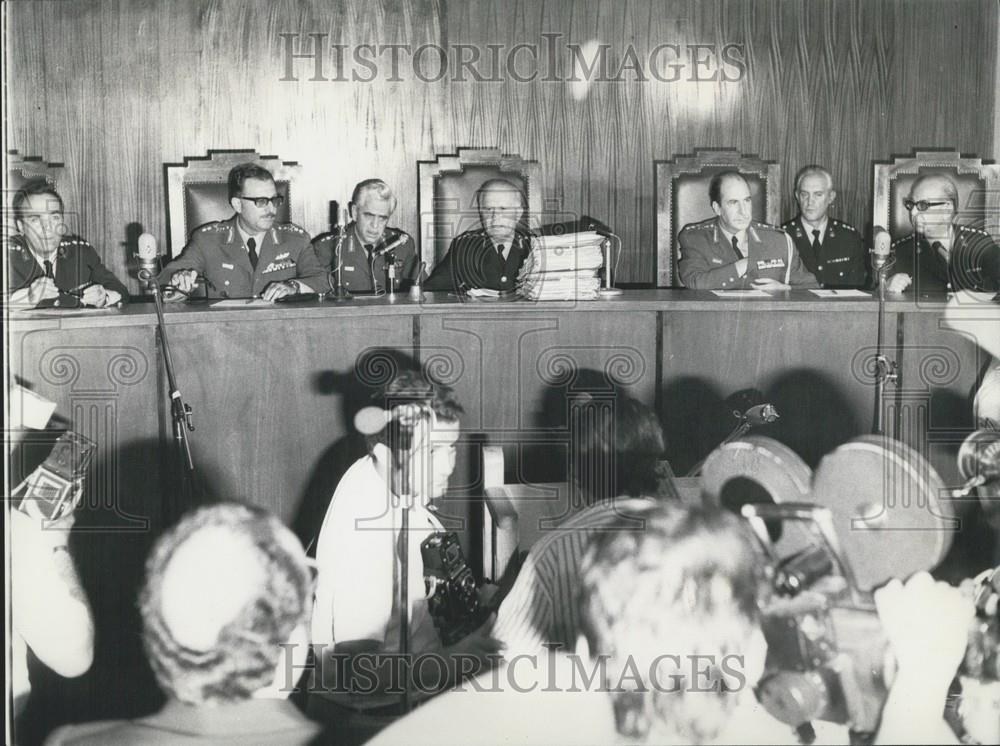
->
[518, 231, 605, 300]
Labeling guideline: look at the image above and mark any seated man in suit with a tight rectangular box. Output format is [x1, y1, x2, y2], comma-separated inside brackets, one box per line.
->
[424, 178, 532, 293]
[886, 174, 1000, 295]
[46, 502, 324, 746]
[6, 179, 129, 308]
[313, 178, 418, 293]
[781, 165, 867, 288]
[678, 171, 817, 290]
[160, 163, 325, 300]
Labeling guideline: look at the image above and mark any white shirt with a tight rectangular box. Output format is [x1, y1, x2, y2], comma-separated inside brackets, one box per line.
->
[800, 216, 829, 245]
[719, 227, 748, 258]
[236, 223, 266, 258]
[312, 447, 443, 655]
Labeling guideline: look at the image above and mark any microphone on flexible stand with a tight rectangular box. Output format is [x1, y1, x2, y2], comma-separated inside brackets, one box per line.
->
[870, 226, 893, 288]
[687, 404, 779, 477]
[370, 231, 410, 259]
[870, 226, 898, 434]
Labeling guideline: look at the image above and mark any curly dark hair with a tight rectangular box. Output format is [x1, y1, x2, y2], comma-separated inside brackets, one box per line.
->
[139, 503, 312, 705]
[579, 502, 763, 743]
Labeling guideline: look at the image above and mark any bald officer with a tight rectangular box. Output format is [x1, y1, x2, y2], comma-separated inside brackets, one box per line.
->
[886, 174, 1000, 295]
[160, 163, 325, 301]
[424, 179, 532, 293]
[678, 171, 818, 290]
[781, 165, 867, 288]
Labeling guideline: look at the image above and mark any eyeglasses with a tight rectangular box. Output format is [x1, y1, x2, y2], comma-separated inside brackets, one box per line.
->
[237, 195, 285, 209]
[903, 199, 952, 212]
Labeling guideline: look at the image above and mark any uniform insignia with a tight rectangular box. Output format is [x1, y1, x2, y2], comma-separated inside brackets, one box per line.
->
[196, 221, 227, 233]
[222, 262, 234, 270]
[263, 260, 295, 273]
[757, 259, 786, 269]
[711, 258, 723, 264]
[277, 223, 307, 235]
[275, 252, 290, 260]
[344, 266, 355, 272]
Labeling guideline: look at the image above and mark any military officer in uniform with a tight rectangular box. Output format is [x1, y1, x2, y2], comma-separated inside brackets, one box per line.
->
[313, 178, 418, 293]
[781, 165, 867, 288]
[678, 171, 818, 290]
[6, 180, 129, 308]
[160, 163, 325, 300]
[886, 174, 1000, 295]
[424, 179, 532, 293]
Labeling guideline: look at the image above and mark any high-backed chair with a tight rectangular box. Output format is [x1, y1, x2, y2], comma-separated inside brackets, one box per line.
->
[872, 149, 1000, 244]
[654, 149, 781, 287]
[164, 150, 303, 258]
[417, 148, 542, 271]
[481, 445, 702, 583]
[6, 151, 65, 237]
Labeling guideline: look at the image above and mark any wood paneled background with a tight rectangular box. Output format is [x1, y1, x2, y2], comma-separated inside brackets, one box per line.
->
[5, 0, 996, 286]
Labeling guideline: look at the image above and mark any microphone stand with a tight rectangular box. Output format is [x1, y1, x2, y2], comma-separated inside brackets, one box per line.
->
[328, 225, 352, 302]
[872, 255, 898, 435]
[139, 269, 197, 502]
[687, 405, 779, 477]
[597, 233, 623, 297]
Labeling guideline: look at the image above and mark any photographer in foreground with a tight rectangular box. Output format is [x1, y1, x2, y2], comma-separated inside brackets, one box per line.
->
[368, 503, 975, 745]
[308, 372, 502, 734]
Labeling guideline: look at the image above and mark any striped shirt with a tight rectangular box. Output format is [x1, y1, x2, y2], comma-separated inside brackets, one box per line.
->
[492, 496, 659, 656]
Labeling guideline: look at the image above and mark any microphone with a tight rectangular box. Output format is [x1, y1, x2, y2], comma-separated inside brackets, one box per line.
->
[744, 403, 779, 426]
[337, 205, 348, 232]
[871, 226, 892, 274]
[137, 233, 159, 284]
[371, 232, 410, 258]
[955, 429, 1000, 496]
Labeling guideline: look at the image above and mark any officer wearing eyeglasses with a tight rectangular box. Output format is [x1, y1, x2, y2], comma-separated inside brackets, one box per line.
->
[886, 174, 1000, 295]
[160, 163, 325, 300]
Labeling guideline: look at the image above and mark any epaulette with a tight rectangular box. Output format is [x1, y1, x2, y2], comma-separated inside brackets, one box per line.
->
[830, 219, 858, 233]
[752, 221, 786, 235]
[957, 225, 990, 238]
[194, 221, 228, 233]
[312, 231, 337, 246]
[277, 223, 308, 235]
[679, 218, 716, 232]
[891, 234, 911, 247]
[60, 235, 93, 248]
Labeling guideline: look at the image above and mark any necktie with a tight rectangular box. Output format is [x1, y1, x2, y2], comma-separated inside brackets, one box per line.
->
[497, 244, 506, 264]
[247, 237, 258, 270]
[730, 235, 741, 260]
[811, 230, 821, 253]
[43, 259, 54, 279]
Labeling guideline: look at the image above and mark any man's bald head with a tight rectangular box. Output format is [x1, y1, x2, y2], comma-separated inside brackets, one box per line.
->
[476, 179, 526, 245]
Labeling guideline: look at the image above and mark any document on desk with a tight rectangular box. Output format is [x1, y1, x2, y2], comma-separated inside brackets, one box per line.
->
[809, 289, 871, 298]
[711, 289, 772, 298]
[210, 299, 275, 308]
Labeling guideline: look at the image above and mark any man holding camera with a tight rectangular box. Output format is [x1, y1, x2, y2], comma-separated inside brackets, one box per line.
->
[309, 372, 501, 731]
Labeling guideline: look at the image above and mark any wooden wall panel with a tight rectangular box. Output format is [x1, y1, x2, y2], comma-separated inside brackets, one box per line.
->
[5, 0, 997, 284]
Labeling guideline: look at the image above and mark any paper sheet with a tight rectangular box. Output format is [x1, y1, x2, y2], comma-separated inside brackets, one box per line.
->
[808, 289, 871, 298]
[210, 299, 275, 308]
[711, 289, 773, 298]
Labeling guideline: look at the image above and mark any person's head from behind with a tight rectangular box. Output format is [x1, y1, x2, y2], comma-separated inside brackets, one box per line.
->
[13, 179, 66, 257]
[579, 502, 765, 744]
[476, 179, 526, 247]
[366, 370, 464, 500]
[569, 392, 667, 505]
[350, 179, 398, 246]
[140, 502, 313, 705]
[906, 174, 959, 241]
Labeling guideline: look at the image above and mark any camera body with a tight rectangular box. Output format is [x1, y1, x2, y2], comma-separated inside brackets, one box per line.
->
[421, 531, 482, 645]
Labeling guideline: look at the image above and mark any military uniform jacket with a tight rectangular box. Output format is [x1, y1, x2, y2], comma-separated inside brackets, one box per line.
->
[158, 215, 324, 298]
[313, 223, 418, 293]
[424, 228, 532, 293]
[677, 218, 818, 289]
[891, 226, 1000, 294]
[781, 216, 867, 288]
[5, 234, 130, 304]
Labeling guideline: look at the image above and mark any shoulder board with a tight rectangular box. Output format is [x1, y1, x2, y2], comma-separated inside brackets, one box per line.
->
[891, 234, 911, 247]
[957, 225, 990, 237]
[277, 222, 308, 235]
[780, 219, 796, 229]
[312, 231, 337, 245]
[831, 219, 858, 233]
[195, 221, 228, 233]
[454, 228, 487, 241]
[752, 221, 785, 234]
[680, 218, 716, 232]
[60, 236, 93, 249]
